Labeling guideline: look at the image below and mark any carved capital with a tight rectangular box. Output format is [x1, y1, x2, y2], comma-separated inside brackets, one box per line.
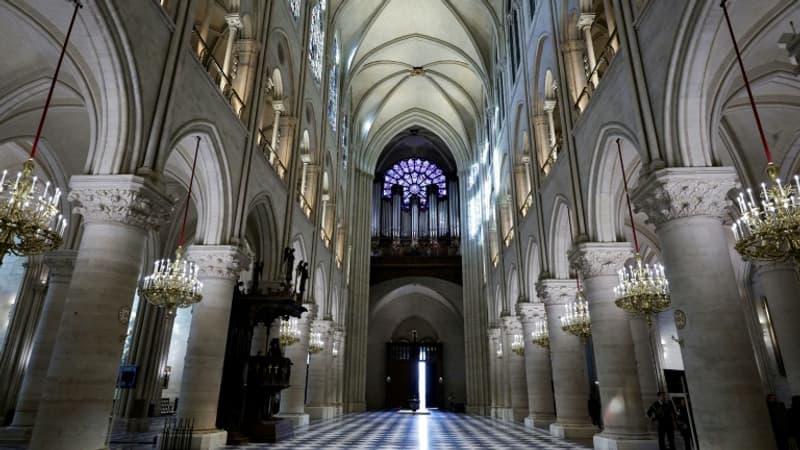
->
[44, 250, 78, 280]
[312, 319, 333, 337]
[69, 175, 172, 230]
[536, 279, 577, 306]
[578, 13, 597, 29]
[516, 302, 546, 323]
[632, 167, 739, 229]
[185, 245, 250, 281]
[224, 13, 242, 30]
[569, 242, 633, 279]
[487, 327, 502, 343]
[501, 315, 523, 335]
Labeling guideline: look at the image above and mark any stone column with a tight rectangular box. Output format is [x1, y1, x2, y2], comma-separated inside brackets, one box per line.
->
[269, 101, 284, 158]
[0, 255, 47, 429]
[633, 167, 777, 450]
[306, 319, 333, 420]
[578, 14, 600, 88]
[752, 262, 800, 396]
[332, 328, 344, 416]
[501, 315, 528, 421]
[278, 116, 296, 169]
[537, 279, 596, 439]
[219, 14, 241, 91]
[563, 39, 590, 111]
[277, 304, 316, 426]
[28, 176, 171, 450]
[602, 0, 619, 51]
[4, 251, 75, 439]
[517, 302, 556, 429]
[232, 39, 257, 111]
[569, 242, 655, 450]
[177, 245, 249, 450]
[533, 114, 551, 172]
[487, 327, 506, 419]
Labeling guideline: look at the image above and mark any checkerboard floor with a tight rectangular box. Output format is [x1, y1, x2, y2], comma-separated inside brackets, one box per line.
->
[224, 411, 593, 450]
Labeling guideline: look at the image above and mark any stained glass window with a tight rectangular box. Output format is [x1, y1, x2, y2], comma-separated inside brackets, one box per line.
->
[308, 0, 325, 83]
[289, 0, 301, 19]
[328, 34, 340, 131]
[383, 158, 447, 208]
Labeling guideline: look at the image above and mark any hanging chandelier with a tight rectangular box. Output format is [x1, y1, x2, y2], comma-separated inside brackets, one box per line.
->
[495, 341, 503, 359]
[279, 317, 301, 347]
[140, 137, 204, 316]
[0, 1, 82, 264]
[612, 139, 670, 324]
[720, 1, 800, 264]
[531, 318, 549, 348]
[308, 330, 324, 354]
[511, 334, 525, 356]
[561, 276, 592, 339]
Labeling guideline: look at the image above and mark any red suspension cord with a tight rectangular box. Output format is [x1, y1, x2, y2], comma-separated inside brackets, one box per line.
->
[617, 139, 640, 254]
[720, 0, 773, 164]
[30, 1, 82, 159]
[178, 137, 201, 247]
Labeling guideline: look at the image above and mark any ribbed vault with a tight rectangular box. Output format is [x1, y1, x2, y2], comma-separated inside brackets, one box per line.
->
[331, 0, 501, 171]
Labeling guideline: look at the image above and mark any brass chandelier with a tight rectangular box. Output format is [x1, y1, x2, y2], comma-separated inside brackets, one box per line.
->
[308, 330, 324, 354]
[0, 1, 82, 264]
[511, 334, 525, 356]
[140, 137, 204, 316]
[612, 139, 670, 324]
[721, 1, 800, 264]
[561, 276, 591, 339]
[531, 318, 549, 348]
[279, 317, 301, 347]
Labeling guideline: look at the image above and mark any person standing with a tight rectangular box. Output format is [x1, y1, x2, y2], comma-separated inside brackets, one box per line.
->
[675, 398, 693, 450]
[647, 391, 677, 450]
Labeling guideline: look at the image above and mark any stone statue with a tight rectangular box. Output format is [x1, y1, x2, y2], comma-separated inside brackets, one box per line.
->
[282, 247, 295, 285]
[297, 261, 309, 301]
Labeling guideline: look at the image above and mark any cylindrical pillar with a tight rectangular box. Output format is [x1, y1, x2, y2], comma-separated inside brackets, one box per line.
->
[570, 242, 654, 448]
[633, 168, 776, 450]
[7, 251, 76, 436]
[178, 245, 248, 448]
[517, 302, 556, 429]
[278, 305, 316, 426]
[752, 262, 800, 396]
[306, 319, 332, 420]
[219, 14, 240, 91]
[578, 14, 600, 87]
[29, 177, 172, 450]
[537, 279, 597, 440]
[270, 102, 284, 158]
[502, 315, 528, 422]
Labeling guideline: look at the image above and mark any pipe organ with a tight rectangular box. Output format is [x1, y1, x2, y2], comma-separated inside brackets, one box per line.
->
[371, 160, 460, 256]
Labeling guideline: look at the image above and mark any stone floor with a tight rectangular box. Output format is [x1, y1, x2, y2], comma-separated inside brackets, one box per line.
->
[222, 411, 592, 449]
[0, 411, 596, 449]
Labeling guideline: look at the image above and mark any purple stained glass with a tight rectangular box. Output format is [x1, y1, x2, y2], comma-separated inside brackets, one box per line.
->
[382, 158, 447, 207]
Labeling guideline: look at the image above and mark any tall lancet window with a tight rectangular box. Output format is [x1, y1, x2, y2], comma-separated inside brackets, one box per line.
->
[308, 0, 326, 83]
[289, 0, 301, 19]
[328, 34, 340, 131]
[341, 114, 349, 170]
[383, 158, 447, 208]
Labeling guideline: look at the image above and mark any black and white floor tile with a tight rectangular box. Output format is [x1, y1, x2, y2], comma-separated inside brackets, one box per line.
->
[223, 411, 593, 450]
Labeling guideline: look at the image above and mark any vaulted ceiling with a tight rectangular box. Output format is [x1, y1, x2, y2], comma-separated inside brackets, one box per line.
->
[330, 0, 502, 170]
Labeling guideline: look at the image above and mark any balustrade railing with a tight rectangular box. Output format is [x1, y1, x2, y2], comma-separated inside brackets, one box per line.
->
[541, 143, 560, 176]
[519, 191, 533, 217]
[575, 29, 618, 112]
[257, 129, 287, 180]
[191, 28, 246, 120]
[503, 227, 515, 247]
[299, 194, 313, 219]
[320, 229, 331, 248]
